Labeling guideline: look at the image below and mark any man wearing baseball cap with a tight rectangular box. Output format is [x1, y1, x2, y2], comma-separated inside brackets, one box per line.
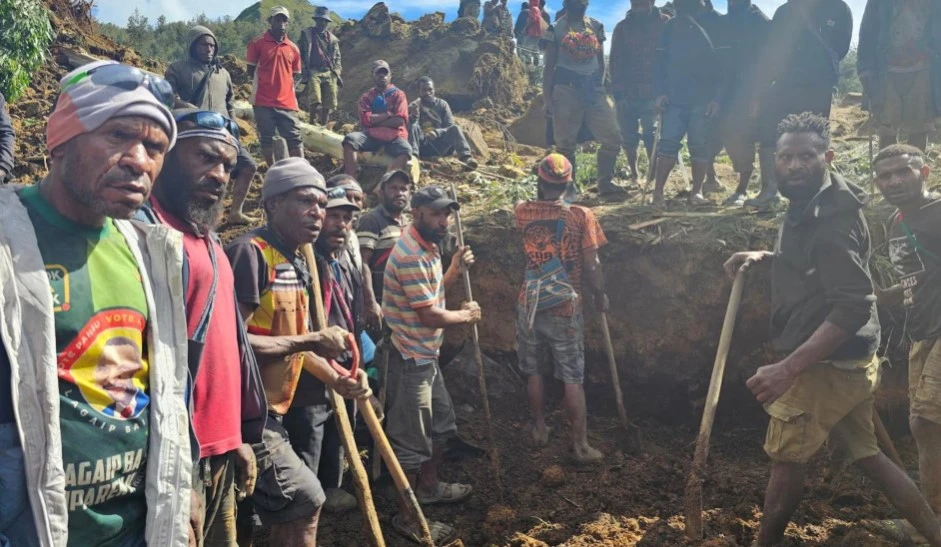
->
[515, 153, 609, 463]
[298, 6, 343, 127]
[342, 60, 412, 176]
[0, 60, 194, 545]
[247, 6, 305, 167]
[382, 185, 480, 543]
[226, 158, 371, 545]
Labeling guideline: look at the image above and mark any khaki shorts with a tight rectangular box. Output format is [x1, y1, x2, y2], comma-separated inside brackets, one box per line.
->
[764, 355, 881, 464]
[877, 68, 937, 134]
[910, 337, 941, 424]
[308, 71, 338, 111]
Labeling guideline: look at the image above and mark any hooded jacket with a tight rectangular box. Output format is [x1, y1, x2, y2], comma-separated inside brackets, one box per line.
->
[0, 186, 192, 546]
[857, 0, 941, 114]
[0, 93, 14, 179]
[165, 26, 235, 118]
[771, 172, 881, 360]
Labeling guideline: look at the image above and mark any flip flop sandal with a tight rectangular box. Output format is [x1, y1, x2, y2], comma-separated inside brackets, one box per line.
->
[392, 514, 457, 545]
[416, 481, 473, 505]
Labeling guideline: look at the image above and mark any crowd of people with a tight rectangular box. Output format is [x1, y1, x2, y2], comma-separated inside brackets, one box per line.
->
[0, 0, 939, 546]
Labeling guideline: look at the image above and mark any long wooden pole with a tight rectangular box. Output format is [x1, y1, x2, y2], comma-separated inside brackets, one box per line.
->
[684, 270, 746, 540]
[600, 313, 641, 451]
[450, 183, 505, 501]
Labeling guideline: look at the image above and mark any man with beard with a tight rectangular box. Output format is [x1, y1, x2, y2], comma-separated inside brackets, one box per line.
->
[543, 0, 627, 200]
[0, 60, 192, 546]
[342, 61, 411, 177]
[725, 113, 941, 547]
[226, 158, 371, 546]
[165, 25, 259, 225]
[873, 145, 941, 525]
[282, 186, 363, 515]
[140, 109, 267, 545]
[515, 154, 608, 463]
[357, 170, 412, 327]
[382, 186, 480, 544]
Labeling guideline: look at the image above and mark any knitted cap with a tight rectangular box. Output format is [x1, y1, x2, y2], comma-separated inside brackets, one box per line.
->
[262, 157, 327, 202]
[47, 60, 176, 152]
[537, 153, 573, 184]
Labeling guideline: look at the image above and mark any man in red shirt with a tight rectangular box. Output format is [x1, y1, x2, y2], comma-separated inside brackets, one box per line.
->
[140, 109, 267, 544]
[247, 6, 304, 167]
[342, 60, 412, 176]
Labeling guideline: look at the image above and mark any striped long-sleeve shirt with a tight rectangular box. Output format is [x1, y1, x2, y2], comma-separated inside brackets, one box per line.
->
[382, 224, 445, 364]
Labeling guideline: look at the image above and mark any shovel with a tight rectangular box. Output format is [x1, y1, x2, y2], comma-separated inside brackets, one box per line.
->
[684, 269, 746, 540]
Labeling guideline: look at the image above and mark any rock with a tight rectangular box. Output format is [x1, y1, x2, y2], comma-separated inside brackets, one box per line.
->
[540, 465, 565, 486]
[508, 93, 549, 148]
[360, 2, 393, 38]
[455, 117, 491, 161]
[485, 504, 516, 524]
[472, 97, 494, 110]
[508, 532, 549, 547]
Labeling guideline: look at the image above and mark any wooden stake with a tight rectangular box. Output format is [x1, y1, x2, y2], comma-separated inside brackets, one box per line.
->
[600, 313, 642, 452]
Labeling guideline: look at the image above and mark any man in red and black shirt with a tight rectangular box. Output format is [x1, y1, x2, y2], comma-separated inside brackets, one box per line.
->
[247, 6, 304, 167]
[342, 60, 412, 176]
[142, 109, 267, 545]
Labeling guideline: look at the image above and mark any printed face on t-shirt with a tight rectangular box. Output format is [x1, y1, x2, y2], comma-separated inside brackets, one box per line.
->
[94, 338, 143, 414]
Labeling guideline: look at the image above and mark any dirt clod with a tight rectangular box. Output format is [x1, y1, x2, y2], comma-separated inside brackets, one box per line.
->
[540, 464, 565, 487]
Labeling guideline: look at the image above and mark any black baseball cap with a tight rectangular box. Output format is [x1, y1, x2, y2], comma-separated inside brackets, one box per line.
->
[411, 186, 459, 211]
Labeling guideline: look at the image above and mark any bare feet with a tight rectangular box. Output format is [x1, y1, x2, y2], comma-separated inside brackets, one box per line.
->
[688, 193, 709, 206]
[651, 192, 666, 209]
[531, 423, 550, 447]
[573, 443, 603, 464]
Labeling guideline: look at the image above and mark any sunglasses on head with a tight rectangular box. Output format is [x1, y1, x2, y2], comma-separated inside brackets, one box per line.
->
[63, 63, 175, 108]
[327, 187, 348, 199]
[174, 111, 241, 140]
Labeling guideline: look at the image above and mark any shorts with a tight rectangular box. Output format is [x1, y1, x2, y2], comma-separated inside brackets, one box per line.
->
[657, 102, 715, 164]
[615, 98, 657, 151]
[282, 403, 345, 490]
[244, 416, 325, 527]
[758, 84, 833, 148]
[763, 355, 881, 464]
[516, 306, 585, 384]
[876, 68, 937, 134]
[550, 84, 621, 155]
[342, 132, 412, 158]
[252, 106, 303, 148]
[384, 352, 457, 472]
[0, 423, 39, 547]
[909, 337, 941, 424]
[235, 143, 257, 175]
[308, 71, 339, 111]
[196, 452, 237, 546]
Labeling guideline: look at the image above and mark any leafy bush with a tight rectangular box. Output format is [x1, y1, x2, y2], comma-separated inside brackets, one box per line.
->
[0, 0, 54, 101]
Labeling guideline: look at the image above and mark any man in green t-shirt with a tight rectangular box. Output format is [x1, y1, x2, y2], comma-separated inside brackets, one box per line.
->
[0, 60, 194, 546]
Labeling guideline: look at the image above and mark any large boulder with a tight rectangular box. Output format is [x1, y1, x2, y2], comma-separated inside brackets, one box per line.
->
[335, 3, 527, 115]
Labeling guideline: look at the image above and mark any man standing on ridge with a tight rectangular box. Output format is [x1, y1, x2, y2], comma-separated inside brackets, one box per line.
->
[247, 6, 305, 167]
[299, 7, 342, 128]
[166, 25, 260, 225]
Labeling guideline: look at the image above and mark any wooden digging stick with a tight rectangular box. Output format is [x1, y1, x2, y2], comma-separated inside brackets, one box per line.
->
[450, 183, 505, 501]
[371, 335, 391, 481]
[303, 244, 386, 547]
[600, 312, 642, 451]
[684, 269, 746, 540]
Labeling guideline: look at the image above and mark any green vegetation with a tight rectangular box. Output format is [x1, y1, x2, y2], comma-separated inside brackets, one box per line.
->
[837, 48, 862, 97]
[0, 0, 54, 101]
[235, 1, 344, 24]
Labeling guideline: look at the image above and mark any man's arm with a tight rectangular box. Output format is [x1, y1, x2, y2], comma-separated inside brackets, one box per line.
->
[609, 23, 625, 97]
[239, 303, 348, 360]
[414, 303, 479, 328]
[857, 0, 878, 79]
[441, 100, 456, 128]
[595, 22, 607, 87]
[246, 39, 258, 80]
[225, 74, 236, 120]
[0, 93, 14, 178]
[832, 0, 854, 60]
[298, 29, 310, 75]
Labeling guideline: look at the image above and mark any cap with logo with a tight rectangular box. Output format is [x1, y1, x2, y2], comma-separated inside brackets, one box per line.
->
[325, 186, 361, 210]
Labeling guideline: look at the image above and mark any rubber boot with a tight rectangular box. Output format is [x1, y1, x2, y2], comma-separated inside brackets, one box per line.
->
[597, 148, 626, 199]
[744, 147, 780, 209]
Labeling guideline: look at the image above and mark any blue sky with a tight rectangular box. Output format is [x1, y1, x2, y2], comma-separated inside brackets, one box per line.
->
[93, 0, 865, 47]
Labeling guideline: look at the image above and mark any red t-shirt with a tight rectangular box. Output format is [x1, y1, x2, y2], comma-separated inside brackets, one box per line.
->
[152, 199, 242, 458]
[359, 85, 410, 141]
[247, 31, 302, 110]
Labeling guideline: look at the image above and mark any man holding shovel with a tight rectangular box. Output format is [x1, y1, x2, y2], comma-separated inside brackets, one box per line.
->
[724, 113, 941, 547]
[515, 153, 607, 464]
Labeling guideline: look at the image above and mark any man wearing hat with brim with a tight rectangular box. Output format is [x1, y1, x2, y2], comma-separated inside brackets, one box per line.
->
[0, 59, 194, 546]
[246, 6, 305, 167]
[299, 7, 343, 127]
[226, 158, 372, 545]
[342, 60, 412, 177]
[382, 185, 480, 543]
[515, 153, 609, 464]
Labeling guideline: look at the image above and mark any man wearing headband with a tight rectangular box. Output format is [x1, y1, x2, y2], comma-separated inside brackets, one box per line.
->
[139, 109, 267, 545]
[226, 158, 371, 545]
[166, 25, 260, 226]
[515, 153, 608, 464]
[0, 60, 193, 546]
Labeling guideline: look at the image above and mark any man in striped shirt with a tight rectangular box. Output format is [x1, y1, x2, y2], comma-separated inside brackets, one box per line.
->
[382, 186, 480, 544]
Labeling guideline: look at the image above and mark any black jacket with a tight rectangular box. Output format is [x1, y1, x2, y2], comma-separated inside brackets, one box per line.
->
[857, 0, 941, 113]
[0, 92, 14, 178]
[723, 3, 771, 108]
[771, 172, 881, 360]
[655, 8, 729, 106]
[757, 0, 852, 94]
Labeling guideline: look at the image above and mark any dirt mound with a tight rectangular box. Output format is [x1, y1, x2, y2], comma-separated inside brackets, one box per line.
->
[333, 3, 527, 115]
